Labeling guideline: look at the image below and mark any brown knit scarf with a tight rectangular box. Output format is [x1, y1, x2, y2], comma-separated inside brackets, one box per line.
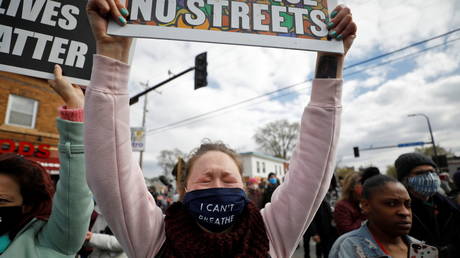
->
[157, 201, 269, 258]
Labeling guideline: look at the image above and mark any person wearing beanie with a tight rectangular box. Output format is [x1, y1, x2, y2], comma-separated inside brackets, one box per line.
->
[395, 152, 460, 258]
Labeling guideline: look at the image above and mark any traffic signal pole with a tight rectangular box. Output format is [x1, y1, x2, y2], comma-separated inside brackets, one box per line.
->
[353, 141, 429, 158]
[130, 67, 194, 105]
[130, 52, 208, 105]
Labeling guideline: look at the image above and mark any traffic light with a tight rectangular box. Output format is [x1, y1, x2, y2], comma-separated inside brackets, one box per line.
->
[353, 147, 360, 158]
[194, 52, 207, 89]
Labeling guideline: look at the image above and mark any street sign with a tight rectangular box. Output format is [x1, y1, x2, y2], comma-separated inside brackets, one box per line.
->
[397, 142, 425, 148]
[131, 127, 145, 151]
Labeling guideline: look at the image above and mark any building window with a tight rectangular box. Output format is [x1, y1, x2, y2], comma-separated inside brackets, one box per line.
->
[5, 95, 38, 128]
[262, 162, 266, 173]
[256, 161, 260, 173]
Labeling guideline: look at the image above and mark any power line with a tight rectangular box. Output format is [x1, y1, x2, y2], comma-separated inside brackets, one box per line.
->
[344, 28, 460, 70]
[145, 28, 460, 135]
[146, 80, 308, 133]
[210, 0, 442, 73]
[146, 30, 460, 134]
[345, 36, 460, 77]
[147, 37, 460, 135]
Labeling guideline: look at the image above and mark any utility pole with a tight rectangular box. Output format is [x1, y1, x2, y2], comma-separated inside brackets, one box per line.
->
[139, 81, 148, 169]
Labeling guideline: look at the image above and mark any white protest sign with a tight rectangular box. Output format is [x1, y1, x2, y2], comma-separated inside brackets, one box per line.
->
[108, 0, 343, 53]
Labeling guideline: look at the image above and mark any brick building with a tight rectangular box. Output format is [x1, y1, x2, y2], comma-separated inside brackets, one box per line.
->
[0, 71, 64, 175]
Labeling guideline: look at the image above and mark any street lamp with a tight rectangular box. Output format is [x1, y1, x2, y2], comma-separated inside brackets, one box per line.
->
[407, 113, 438, 161]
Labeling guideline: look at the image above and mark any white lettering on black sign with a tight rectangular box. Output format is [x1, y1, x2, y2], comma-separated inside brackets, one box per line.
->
[0, 0, 96, 84]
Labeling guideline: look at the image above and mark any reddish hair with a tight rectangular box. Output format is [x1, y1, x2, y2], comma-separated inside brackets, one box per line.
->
[184, 142, 243, 183]
[0, 154, 55, 238]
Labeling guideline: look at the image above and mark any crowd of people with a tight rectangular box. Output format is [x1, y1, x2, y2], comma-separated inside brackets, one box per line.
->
[1, 0, 459, 257]
[298, 158, 460, 258]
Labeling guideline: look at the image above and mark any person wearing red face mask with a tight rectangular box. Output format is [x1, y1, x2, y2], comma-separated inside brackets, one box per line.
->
[334, 172, 366, 235]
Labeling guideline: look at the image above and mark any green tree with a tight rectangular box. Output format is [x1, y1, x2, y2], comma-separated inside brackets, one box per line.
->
[414, 145, 454, 157]
[386, 165, 397, 179]
[253, 119, 299, 159]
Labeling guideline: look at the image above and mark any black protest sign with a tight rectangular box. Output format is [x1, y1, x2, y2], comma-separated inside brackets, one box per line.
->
[0, 0, 96, 85]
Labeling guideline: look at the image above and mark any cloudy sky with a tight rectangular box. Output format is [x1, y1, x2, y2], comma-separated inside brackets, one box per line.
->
[125, 0, 460, 178]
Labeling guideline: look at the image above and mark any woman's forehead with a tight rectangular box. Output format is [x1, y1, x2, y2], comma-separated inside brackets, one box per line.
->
[0, 173, 21, 195]
[373, 182, 409, 199]
[191, 151, 239, 175]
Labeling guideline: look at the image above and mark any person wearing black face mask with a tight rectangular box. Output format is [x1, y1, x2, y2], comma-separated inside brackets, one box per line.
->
[0, 65, 93, 257]
[83, 0, 357, 257]
[395, 152, 460, 258]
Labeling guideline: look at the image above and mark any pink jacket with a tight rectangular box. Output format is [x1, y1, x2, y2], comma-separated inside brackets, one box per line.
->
[85, 55, 342, 258]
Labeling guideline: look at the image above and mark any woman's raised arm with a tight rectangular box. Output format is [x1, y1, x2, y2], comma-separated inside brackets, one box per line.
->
[84, 1, 166, 257]
[260, 5, 357, 257]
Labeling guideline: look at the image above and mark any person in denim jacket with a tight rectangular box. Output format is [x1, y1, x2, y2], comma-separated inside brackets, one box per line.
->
[330, 175, 437, 258]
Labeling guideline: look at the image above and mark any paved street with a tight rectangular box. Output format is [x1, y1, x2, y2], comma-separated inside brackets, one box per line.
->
[292, 239, 317, 258]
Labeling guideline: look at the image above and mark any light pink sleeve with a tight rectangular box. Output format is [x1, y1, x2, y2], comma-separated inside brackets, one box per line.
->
[84, 55, 165, 258]
[261, 79, 342, 258]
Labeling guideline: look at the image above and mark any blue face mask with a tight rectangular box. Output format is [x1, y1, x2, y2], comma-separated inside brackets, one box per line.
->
[183, 188, 248, 232]
[406, 172, 441, 197]
[268, 178, 277, 185]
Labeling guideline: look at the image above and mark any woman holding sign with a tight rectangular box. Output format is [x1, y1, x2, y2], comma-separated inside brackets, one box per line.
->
[84, 0, 356, 257]
[0, 65, 92, 257]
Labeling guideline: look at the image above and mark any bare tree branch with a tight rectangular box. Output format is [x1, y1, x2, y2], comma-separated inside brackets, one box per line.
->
[157, 148, 186, 177]
[253, 119, 300, 159]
